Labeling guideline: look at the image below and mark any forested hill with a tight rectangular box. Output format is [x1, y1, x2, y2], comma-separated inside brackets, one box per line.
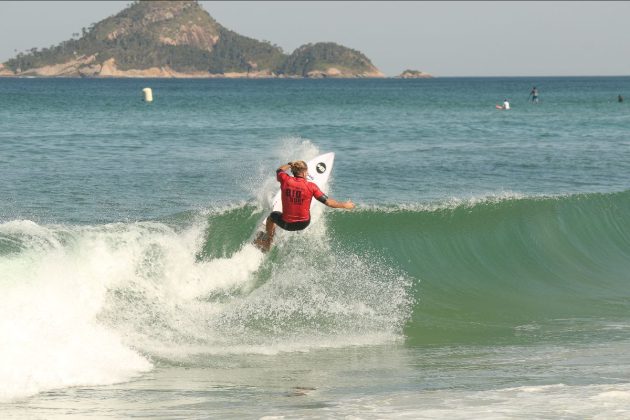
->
[0, 1, 384, 78]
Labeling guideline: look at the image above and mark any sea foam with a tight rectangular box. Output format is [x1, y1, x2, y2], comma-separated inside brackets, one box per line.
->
[0, 220, 153, 401]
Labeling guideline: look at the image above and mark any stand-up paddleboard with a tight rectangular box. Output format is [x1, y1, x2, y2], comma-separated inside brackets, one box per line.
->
[253, 152, 335, 250]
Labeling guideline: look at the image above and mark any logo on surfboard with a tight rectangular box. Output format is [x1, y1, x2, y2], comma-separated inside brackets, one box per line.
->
[316, 162, 327, 174]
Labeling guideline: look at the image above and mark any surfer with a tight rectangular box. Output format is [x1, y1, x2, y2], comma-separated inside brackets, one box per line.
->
[254, 160, 355, 252]
[618, 94, 624, 103]
[529, 86, 539, 103]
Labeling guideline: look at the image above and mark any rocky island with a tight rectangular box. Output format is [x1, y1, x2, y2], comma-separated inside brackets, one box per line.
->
[397, 69, 433, 79]
[0, 0, 385, 79]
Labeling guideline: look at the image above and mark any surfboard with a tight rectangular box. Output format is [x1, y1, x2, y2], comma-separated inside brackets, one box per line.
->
[253, 152, 335, 250]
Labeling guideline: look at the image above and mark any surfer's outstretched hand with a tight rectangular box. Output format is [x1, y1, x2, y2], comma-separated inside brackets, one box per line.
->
[342, 200, 355, 209]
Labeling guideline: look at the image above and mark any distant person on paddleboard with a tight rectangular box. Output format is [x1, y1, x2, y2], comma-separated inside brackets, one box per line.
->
[254, 160, 355, 251]
[529, 86, 539, 103]
[496, 99, 510, 110]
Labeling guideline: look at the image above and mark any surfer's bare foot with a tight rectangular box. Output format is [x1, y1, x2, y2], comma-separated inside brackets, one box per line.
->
[257, 238, 271, 252]
[253, 232, 272, 252]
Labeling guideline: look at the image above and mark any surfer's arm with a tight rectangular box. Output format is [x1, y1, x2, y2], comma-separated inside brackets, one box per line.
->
[276, 163, 292, 182]
[321, 197, 355, 209]
[312, 185, 354, 209]
[276, 163, 292, 173]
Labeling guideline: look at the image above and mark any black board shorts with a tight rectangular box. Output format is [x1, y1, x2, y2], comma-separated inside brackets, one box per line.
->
[270, 211, 310, 231]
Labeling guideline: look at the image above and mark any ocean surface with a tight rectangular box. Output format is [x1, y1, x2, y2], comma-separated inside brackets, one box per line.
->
[1, 76, 630, 418]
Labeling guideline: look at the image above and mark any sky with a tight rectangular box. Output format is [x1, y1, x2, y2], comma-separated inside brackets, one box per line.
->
[0, 1, 629, 77]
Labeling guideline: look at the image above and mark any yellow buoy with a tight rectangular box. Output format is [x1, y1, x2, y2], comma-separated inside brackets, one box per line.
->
[142, 87, 153, 102]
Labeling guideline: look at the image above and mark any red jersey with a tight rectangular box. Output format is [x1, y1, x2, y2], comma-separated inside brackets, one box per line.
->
[277, 171, 326, 223]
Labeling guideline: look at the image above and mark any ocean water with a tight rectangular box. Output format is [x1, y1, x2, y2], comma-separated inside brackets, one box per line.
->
[1, 77, 630, 418]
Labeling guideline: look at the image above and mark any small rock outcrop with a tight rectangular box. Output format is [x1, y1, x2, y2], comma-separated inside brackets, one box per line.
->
[397, 69, 433, 79]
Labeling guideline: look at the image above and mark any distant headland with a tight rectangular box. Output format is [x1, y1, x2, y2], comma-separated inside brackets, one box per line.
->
[0, 0, 402, 79]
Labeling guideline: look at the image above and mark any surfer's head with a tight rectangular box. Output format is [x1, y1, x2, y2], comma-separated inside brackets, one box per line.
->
[290, 160, 308, 177]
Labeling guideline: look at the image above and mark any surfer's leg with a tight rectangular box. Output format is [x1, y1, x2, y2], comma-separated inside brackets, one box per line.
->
[256, 212, 304, 251]
[265, 215, 276, 242]
[253, 217, 274, 252]
[256, 211, 282, 251]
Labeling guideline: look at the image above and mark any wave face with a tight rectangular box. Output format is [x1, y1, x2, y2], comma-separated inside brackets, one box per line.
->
[327, 190, 630, 344]
[2, 190, 630, 400]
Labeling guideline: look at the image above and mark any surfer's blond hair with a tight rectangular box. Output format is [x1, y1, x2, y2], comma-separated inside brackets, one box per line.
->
[290, 160, 308, 176]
